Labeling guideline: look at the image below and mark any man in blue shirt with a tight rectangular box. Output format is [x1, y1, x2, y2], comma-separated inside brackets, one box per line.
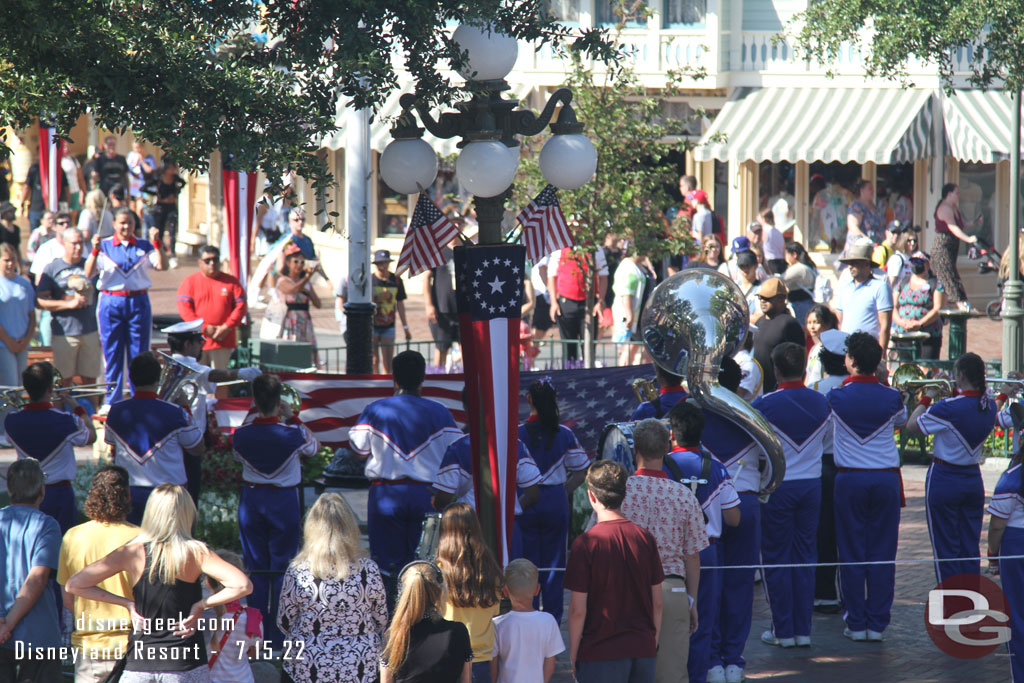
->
[836, 239, 893, 353]
[0, 459, 62, 681]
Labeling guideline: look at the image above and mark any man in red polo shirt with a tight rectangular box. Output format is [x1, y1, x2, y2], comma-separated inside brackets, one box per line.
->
[176, 245, 247, 369]
[621, 418, 707, 683]
[546, 247, 608, 363]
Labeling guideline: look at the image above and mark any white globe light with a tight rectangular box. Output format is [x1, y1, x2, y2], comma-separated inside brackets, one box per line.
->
[452, 24, 519, 81]
[539, 134, 598, 190]
[379, 138, 438, 194]
[456, 141, 519, 198]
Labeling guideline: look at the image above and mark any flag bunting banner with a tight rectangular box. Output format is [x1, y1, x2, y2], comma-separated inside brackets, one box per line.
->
[222, 167, 258, 287]
[516, 184, 573, 264]
[38, 122, 64, 212]
[395, 193, 459, 277]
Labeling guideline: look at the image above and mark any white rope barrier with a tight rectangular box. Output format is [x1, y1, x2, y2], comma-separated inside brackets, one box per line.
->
[535, 554, 1024, 573]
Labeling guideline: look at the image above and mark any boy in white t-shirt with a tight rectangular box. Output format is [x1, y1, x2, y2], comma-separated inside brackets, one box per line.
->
[491, 559, 565, 683]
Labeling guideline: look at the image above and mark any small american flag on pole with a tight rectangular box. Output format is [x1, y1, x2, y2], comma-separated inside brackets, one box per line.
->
[395, 194, 460, 277]
[516, 184, 574, 264]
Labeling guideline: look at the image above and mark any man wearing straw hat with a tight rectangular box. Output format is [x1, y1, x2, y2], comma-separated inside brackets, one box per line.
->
[836, 238, 894, 357]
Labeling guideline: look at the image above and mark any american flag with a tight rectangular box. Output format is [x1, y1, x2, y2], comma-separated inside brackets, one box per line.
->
[38, 121, 64, 212]
[395, 194, 459, 277]
[516, 184, 574, 265]
[221, 167, 257, 287]
[213, 365, 649, 454]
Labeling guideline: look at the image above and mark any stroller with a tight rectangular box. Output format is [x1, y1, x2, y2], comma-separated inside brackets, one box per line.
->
[968, 237, 1004, 320]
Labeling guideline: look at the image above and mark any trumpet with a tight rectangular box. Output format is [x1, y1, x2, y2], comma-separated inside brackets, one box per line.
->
[632, 378, 659, 404]
[890, 363, 955, 401]
[50, 367, 114, 398]
[989, 378, 1024, 398]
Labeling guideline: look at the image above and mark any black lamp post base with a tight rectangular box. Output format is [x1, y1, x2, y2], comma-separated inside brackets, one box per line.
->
[345, 302, 376, 374]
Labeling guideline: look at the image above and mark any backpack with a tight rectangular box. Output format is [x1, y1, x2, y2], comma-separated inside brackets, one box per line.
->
[710, 212, 725, 246]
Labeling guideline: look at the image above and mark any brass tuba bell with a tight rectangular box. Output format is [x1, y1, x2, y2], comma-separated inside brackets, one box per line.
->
[640, 268, 786, 498]
[632, 378, 659, 404]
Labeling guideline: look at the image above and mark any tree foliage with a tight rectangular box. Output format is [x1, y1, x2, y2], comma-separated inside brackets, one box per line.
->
[788, 0, 1024, 92]
[0, 0, 616, 187]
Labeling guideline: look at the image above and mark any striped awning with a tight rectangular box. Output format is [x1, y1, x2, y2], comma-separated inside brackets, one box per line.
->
[322, 82, 535, 155]
[942, 90, 1024, 163]
[694, 87, 934, 164]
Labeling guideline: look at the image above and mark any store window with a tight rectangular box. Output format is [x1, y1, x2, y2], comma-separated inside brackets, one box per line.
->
[956, 162, 996, 254]
[377, 160, 462, 238]
[664, 0, 706, 27]
[542, 0, 579, 23]
[596, 0, 646, 26]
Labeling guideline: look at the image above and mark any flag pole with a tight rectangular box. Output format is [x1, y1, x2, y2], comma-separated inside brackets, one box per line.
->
[344, 105, 375, 374]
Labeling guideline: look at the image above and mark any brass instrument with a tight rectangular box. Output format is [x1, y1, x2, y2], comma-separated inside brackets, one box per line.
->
[632, 378, 659, 404]
[156, 351, 205, 409]
[890, 363, 955, 401]
[640, 269, 786, 500]
[281, 383, 303, 413]
[989, 378, 1024, 398]
[0, 387, 25, 411]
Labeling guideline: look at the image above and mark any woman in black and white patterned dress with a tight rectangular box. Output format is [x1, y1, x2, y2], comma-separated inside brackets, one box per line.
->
[278, 493, 388, 683]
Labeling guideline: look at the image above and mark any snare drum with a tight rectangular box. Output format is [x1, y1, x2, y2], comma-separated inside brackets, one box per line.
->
[598, 422, 637, 472]
[416, 512, 443, 561]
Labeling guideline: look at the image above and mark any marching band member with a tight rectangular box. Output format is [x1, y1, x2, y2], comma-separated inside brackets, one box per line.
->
[350, 350, 461, 592]
[904, 352, 995, 582]
[162, 318, 262, 501]
[986, 458, 1024, 682]
[431, 389, 543, 561]
[4, 361, 95, 533]
[809, 330, 850, 614]
[706, 359, 762, 683]
[104, 352, 204, 524]
[632, 363, 688, 420]
[516, 380, 590, 623]
[232, 373, 319, 648]
[665, 401, 740, 683]
[752, 342, 831, 649]
[84, 207, 167, 406]
[827, 332, 907, 642]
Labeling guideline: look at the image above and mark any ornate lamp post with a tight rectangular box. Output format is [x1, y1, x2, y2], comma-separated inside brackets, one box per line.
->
[1003, 89, 1023, 375]
[379, 24, 597, 554]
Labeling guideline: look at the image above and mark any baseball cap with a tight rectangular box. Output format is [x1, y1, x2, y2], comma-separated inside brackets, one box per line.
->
[757, 277, 788, 299]
[692, 189, 709, 203]
[731, 236, 751, 253]
[747, 220, 762, 233]
[373, 249, 392, 263]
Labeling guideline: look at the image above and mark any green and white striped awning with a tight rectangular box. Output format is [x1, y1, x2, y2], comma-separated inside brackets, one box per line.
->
[694, 87, 934, 164]
[322, 82, 535, 155]
[942, 90, 1024, 163]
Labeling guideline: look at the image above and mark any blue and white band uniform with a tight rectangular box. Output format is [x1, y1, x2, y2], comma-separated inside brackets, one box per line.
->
[349, 394, 462, 482]
[810, 376, 845, 455]
[918, 392, 995, 582]
[96, 236, 161, 292]
[704, 411, 762, 494]
[104, 393, 204, 488]
[828, 377, 907, 469]
[233, 417, 318, 487]
[917, 393, 996, 466]
[4, 405, 90, 485]
[987, 464, 1024, 683]
[4, 403, 91, 532]
[517, 422, 589, 485]
[752, 383, 832, 642]
[433, 436, 543, 515]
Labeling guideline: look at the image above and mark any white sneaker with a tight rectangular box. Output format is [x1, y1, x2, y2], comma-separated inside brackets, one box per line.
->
[725, 664, 745, 683]
[706, 665, 726, 683]
[795, 635, 811, 647]
[760, 630, 795, 647]
[866, 629, 884, 642]
[843, 628, 867, 642]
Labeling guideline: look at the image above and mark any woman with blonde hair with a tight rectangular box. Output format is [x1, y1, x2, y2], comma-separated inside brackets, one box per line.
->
[66, 484, 251, 682]
[278, 492, 388, 683]
[0, 242, 35, 391]
[381, 561, 472, 683]
[436, 503, 504, 682]
[686, 235, 724, 271]
[77, 188, 106, 240]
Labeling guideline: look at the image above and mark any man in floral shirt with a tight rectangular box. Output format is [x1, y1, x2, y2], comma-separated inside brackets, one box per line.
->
[620, 418, 709, 682]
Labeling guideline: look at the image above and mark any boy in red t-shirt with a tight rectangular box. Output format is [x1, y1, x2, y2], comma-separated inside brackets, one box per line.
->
[564, 460, 664, 682]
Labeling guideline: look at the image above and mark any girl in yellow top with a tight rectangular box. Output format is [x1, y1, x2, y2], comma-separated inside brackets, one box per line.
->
[436, 503, 504, 683]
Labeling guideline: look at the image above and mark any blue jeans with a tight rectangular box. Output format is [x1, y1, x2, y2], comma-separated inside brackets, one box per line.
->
[471, 661, 491, 683]
[576, 657, 656, 683]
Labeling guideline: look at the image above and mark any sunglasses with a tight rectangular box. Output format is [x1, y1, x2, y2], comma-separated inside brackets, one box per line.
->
[56, 220, 71, 225]
[201, 257, 218, 264]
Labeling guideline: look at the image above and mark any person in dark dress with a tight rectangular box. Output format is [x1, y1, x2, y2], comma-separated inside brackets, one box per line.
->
[381, 561, 473, 683]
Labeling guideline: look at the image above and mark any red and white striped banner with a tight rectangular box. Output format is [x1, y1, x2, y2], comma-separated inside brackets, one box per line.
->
[222, 168, 258, 286]
[38, 122, 64, 212]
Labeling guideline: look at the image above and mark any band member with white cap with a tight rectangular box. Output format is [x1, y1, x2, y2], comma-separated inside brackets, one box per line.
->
[827, 332, 906, 643]
[350, 350, 461, 593]
[753, 342, 831, 649]
[809, 329, 850, 613]
[232, 373, 318, 648]
[904, 352, 995, 582]
[4, 361, 96, 533]
[104, 351, 204, 524]
[161, 317, 262, 501]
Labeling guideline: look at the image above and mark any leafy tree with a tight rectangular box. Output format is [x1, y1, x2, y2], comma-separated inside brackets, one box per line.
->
[787, 0, 1024, 91]
[511, 1, 700, 366]
[0, 0, 616, 190]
